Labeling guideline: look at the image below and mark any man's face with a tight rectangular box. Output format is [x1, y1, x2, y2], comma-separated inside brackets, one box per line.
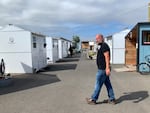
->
[96, 34, 103, 44]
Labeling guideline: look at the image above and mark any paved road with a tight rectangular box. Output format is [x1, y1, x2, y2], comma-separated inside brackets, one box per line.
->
[0, 53, 150, 113]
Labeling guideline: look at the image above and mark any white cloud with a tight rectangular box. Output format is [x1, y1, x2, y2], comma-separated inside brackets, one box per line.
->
[0, 0, 149, 39]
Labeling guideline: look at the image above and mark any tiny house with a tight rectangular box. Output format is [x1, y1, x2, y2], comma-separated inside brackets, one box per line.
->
[58, 38, 71, 59]
[105, 29, 130, 64]
[125, 22, 150, 72]
[46, 37, 59, 63]
[0, 24, 47, 73]
[81, 41, 89, 50]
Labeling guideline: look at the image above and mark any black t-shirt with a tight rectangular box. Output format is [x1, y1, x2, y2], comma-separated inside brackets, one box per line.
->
[96, 42, 110, 70]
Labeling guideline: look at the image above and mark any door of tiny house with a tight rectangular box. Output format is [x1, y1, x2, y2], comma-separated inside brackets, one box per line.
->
[53, 39, 59, 62]
[62, 40, 68, 58]
[46, 37, 59, 63]
[138, 24, 150, 72]
[32, 33, 47, 72]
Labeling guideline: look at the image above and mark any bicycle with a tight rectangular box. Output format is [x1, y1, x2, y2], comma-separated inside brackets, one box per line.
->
[138, 55, 150, 75]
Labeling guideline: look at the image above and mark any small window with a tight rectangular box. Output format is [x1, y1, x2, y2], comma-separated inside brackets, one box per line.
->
[32, 36, 37, 48]
[33, 43, 36, 48]
[52, 40, 55, 48]
[142, 31, 150, 45]
[33, 37, 36, 42]
[44, 43, 46, 48]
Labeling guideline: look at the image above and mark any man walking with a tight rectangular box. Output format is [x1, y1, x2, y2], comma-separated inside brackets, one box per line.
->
[86, 34, 116, 105]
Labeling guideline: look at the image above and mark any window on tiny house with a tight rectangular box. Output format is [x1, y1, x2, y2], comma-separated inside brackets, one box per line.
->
[33, 36, 37, 48]
[142, 31, 150, 45]
[43, 38, 46, 48]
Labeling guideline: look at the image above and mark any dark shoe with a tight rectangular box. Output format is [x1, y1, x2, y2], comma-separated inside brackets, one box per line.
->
[108, 99, 116, 105]
[86, 98, 96, 105]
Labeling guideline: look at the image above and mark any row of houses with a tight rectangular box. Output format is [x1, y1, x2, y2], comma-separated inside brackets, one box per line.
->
[105, 22, 150, 69]
[81, 22, 150, 72]
[0, 24, 72, 73]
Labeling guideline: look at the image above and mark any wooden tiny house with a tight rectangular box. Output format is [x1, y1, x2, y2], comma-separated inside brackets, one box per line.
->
[125, 22, 150, 72]
[125, 27, 137, 65]
[81, 41, 89, 50]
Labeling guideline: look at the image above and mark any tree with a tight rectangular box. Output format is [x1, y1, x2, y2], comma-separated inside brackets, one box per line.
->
[72, 35, 80, 49]
[73, 35, 80, 43]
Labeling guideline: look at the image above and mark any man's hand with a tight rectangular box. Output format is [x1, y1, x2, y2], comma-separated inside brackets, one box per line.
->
[106, 68, 111, 76]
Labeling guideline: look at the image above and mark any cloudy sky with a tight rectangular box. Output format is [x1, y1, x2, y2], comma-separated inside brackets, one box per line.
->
[0, 0, 149, 40]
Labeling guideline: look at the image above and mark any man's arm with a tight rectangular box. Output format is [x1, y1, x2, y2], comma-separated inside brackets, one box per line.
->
[104, 51, 110, 76]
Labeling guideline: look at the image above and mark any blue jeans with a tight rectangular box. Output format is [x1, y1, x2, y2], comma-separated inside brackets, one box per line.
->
[91, 69, 115, 101]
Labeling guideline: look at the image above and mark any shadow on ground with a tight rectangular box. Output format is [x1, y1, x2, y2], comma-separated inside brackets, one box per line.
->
[42, 54, 81, 72]
[43, 63, 78, 72]
[116, 90, 149, 103]
[56, 53, 81, 63]
[56, 58, 80, 63]
[97, 90, 149, 105]
[0, 73, 61, 95]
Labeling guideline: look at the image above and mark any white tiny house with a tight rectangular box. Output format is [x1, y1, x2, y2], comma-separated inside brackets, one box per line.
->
[46, 37, 59, 63]
[105, 29, 130, 64]
[58, 38, 71, 59]
[0, 24, 47, 73]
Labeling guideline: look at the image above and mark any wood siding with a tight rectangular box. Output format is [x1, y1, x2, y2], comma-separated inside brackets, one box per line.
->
[125, 38, 137, 65]
[81, 42, 89, 49]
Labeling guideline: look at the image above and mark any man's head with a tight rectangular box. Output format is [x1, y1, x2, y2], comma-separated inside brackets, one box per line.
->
[96, 34, 104, 44]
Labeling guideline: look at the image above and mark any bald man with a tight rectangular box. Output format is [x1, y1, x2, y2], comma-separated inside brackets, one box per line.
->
[86, 34, 116, 105]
